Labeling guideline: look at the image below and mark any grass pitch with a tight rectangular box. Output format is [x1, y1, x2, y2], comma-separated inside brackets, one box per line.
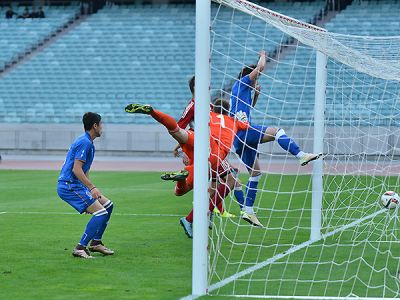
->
[1, 170, 399, 299]
[0, 170, 193, 300]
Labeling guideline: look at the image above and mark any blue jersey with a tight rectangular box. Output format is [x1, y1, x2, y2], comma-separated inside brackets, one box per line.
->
[58, 132, 95, 183]
[230, 75, 254, 123]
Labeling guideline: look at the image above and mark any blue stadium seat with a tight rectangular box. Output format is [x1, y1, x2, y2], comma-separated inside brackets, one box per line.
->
[7, 1, 391, 125]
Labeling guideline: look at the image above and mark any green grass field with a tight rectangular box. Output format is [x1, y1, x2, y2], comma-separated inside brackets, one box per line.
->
[1, 170, 400, 299]
[0, 170, 194, 300]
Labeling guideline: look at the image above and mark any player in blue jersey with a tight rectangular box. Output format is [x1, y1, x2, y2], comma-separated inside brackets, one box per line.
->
[231, 50, 322, 227]
[57, 112, 114, 259]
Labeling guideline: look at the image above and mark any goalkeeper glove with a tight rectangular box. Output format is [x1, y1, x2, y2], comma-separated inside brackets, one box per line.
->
[235, 111, 248, 122]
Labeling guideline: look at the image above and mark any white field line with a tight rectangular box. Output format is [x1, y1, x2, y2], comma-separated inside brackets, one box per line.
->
[0, 212, 6, 215]
[180, 208, 386, 299]
[1, 211, 309, 219]
[3, 211, 183, 217]
[215, 295, 395, 300]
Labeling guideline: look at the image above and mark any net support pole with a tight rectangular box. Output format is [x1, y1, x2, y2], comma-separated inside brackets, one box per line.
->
[193, 0, 211, 297]
[310, 51, 327, 242]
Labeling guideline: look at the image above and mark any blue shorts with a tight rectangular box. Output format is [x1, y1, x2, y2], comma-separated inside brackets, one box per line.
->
[233, 124, 268, 171]
[57, 181, 96, 214]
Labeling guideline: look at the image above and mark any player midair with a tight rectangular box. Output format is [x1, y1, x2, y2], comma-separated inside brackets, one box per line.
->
[172, 76, 242, 222]
[230, 50, 322, 227]
[125, 99, 249, 238]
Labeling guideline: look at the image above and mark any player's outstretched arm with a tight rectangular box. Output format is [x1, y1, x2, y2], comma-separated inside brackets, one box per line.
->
[249, 50, 266, 82]
[73, 159, 101, 199]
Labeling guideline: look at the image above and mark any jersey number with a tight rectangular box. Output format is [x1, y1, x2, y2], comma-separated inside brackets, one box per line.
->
[216, 115, 226, 128]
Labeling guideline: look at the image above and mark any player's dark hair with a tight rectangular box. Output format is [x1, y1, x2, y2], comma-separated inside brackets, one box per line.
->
[189, 75, 195, 95]
[238, 64, 257, 79]
[213, 98, 230, 115]
[83, 112, 101, 131]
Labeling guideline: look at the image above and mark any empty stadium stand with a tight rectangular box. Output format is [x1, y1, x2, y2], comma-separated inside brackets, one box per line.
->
[0, 1, 326, 124]
[0, 1, 397, 127]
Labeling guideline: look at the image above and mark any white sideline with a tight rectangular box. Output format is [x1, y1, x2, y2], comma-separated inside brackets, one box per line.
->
[180, 208, 386, 299]
[3, 211, 183, 217]
[0, 212, 6, 215]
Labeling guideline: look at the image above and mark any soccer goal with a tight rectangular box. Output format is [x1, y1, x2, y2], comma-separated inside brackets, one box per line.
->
[190, 0, 400, 299]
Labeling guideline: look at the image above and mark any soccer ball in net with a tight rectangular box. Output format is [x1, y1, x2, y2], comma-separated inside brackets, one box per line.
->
[381, 191, 400, 209]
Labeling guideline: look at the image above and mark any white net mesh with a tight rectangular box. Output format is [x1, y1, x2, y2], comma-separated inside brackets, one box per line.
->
[207, 0, 400, 298]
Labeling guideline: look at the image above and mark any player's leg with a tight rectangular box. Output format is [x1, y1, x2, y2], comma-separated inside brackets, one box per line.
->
[233, 175, 245, 210]
[242, 156, 263, 227]
[236, 143, 264, 227]
[180, 209, 193, 238]
[73, 200, 110, 258]
[232, 135, 246, 210]
[58, 182, 109, 258]
[211, 175, 236, 218]
[235, 134, 262, 213]
[174, 165, 193, 196]
[125, 103, 189, 144]
[232, 169, 245, 210]
[261, 126, 322, 166]
[163, 131, 194, 194]
[89, 195, 114, 255]
[211, 163, 236, 218]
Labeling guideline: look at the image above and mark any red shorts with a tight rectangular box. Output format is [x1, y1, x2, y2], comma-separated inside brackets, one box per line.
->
[180, 131, 232, 184]
[209, 139, 229, 172]
[180, 130, 194, 164]
[210, 159, 236, 182]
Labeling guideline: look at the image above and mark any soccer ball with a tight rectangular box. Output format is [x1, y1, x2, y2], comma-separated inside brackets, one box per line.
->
[381, 191, 400, 209]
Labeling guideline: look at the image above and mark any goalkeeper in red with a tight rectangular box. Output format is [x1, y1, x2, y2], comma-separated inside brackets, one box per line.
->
[173, 75, 240, 219]
[125, 99, 249, 237]
[125, 99, 248, 194]
[231, 50, 322, 227]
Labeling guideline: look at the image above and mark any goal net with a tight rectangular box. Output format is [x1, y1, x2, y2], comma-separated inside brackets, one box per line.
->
[206, 0, 400, 298]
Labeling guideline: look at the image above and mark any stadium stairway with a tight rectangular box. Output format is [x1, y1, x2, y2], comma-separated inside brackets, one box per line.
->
[0, 3, 82, 75]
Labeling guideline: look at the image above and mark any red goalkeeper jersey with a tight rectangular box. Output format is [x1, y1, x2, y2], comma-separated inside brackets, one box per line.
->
[209, 111, 249, 154]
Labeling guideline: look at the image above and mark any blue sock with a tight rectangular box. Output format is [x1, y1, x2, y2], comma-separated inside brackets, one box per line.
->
[234, 188, 245, 209]
[79, 208, 108, 247]
[245, 175, 261, 208]
[276, 129, 300, 156]
[93, 201, 114, 241]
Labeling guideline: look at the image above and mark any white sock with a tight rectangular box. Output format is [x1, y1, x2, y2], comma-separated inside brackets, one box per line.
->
[296, 151, 305, 159]
[245, 206, 254, 214]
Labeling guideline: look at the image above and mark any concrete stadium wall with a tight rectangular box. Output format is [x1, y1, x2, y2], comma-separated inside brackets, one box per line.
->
[0, 123, 400, 157]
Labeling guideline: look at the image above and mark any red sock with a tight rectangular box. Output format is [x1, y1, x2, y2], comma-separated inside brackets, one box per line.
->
[209, 198, 216, 212]
[217, 199, 224, 213]
[215, 182, 231, 213]
[186, 210, 193, 223]
[150, 109, 179, 132]
[208, 186, 224, 212]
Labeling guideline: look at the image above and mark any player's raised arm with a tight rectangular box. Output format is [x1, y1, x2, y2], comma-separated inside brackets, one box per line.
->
[252, 84, 261, 107]
[249, 50, 266, 82]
